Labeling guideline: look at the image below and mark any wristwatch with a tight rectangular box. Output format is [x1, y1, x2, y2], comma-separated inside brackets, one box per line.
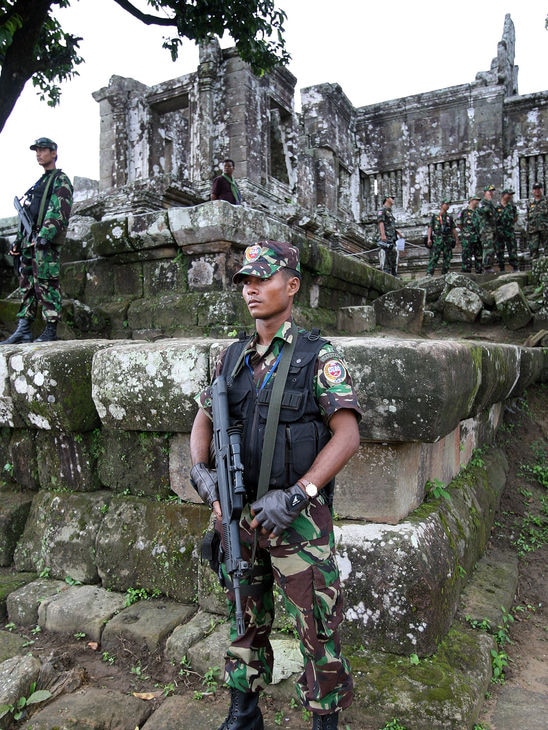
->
[298, 479, 318, 499]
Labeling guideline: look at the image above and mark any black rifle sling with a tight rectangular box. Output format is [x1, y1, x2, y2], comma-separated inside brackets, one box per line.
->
[255, 321, 298, 501]
[35, 170, 61, 234]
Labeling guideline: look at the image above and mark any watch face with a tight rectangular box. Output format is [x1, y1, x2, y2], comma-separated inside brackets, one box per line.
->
[305, 483, 318, 498]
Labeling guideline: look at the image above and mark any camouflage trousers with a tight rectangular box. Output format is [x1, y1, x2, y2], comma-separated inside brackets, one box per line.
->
[495, 233, 518, 270]
[528, 230, 548, 259]
[382, 244, 398, 276]
[481, 228, 496, 268]
[218, 498, 353, 714]
[427, 236, 453, 275]
[461, 235, 483, 273]
[17, 244, 61, 322]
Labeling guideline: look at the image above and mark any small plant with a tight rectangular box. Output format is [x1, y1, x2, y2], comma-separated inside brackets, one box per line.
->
[490, 647, 509, 683]
[3, 462, 14, 476]
[124, 586, 161, 607]
[38, 566, 51, 579]
[473, 724, 490, 730]
[64, 575, 82, 586]
[130, 663, 150, 681]
[380, 720, 408, 730]
[274, 709, 284, 726]
[469, 447, 486, 468]
[162, 682, 176, 697]
[4, 622, 15, 632]
[409, 653, 420, 666]
[0, 682, 52, 722]
[425, 478, 451, 501]
[74, 632, 86, 640]
[102, 651, 116, 665]
[203, 665, 220, 691]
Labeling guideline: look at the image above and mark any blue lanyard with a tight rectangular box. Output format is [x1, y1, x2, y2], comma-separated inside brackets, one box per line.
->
[245, 345, 285, 391]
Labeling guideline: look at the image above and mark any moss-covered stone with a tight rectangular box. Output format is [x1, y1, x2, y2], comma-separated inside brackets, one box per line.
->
[95, 497, 209, 602]
[13, 490, 111, 583]
[97, 429, 171, 498]
[345, 620, 494, 729]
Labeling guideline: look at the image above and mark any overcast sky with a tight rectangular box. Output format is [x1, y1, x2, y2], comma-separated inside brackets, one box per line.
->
[0, 0, 546, 218]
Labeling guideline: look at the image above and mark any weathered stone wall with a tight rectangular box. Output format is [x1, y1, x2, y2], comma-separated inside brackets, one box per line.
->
[74, 14, 547, 256]
[0, 337, 546, 656]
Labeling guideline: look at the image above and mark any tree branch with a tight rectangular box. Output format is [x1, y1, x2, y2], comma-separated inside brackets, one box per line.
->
[111, 0, 176, 27]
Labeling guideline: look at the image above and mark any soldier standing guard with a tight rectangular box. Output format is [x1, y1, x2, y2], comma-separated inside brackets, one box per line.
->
[458, 194, 483, 274]
[377, 195, 401, 276]
[1, 137, 73, 344]
[495, 189, 519, 272]
[190, 241, 362, 730]
[478, 184, 498, 273]
[426, 199, 459, 276]
[526, 182, 548, 260]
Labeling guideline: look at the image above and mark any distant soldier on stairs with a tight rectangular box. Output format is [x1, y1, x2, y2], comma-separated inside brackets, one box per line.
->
[458, 194, 483, 274]
[478, 185, 498, 273]
[495, 188, 519, 272]
[1, 137, 73, 344]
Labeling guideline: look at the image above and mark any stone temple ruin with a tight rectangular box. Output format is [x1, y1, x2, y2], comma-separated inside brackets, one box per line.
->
[0, 12, 547, 338]
[87, 13, 545, 255]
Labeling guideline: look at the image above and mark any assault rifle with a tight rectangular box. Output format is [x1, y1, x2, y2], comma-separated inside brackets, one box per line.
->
[211, 374, 249, 636]
[12, 196, 34, 274]
[13, 196, 34, 240]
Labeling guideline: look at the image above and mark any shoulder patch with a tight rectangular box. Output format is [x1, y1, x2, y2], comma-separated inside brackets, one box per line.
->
[323, 358, 347, 385]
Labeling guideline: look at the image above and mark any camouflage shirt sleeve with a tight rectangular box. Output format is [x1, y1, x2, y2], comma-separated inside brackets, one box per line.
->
[314, 343, 363, 424]
[38, 171, 74, 243]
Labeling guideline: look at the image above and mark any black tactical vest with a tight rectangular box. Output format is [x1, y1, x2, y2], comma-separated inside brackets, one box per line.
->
[221, 330, 334, 501]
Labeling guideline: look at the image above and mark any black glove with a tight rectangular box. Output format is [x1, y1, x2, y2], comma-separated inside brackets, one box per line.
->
[250, 484, 308, 536]
[190, 463, 218, 507]
[35, 237, 48, 249]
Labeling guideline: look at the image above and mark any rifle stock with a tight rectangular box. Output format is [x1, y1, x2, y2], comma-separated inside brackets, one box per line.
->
[211, 374, 249, 636]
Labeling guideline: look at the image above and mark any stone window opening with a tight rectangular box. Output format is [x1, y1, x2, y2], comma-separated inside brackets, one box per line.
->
[519, 154, 546, 199]
[360, 170, 403, 216]
[427, 158, 467, 204]
[268, 102, 293, 187]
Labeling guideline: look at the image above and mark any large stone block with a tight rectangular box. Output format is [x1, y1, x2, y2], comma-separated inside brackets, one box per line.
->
[469, 343, 521, 415]
[336, 450, 508, 655]
[336, 421, 485, 523]
[0, 492, 33, 566]
[442, 287, 483, 323]
[8, 341, 112, 432]
[373, 287, 425, 334]
[35, 430, 101, 491]
[336, 338, 481, 442]
[0, 345, 26, 428]
[13, 490, 111, 583]
[92, 340, 210, 432]
[96, 429, 171, 498]
[8, 430, 39, 491]
[493, 281, 532, 330]
[95, 497, 209, 602]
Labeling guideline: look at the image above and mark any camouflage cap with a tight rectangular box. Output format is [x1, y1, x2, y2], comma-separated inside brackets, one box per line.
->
[441, 198, 451, 205]
[30, 137, 57, 151]
[532, 182, 543, 190]
[470, 194, 482, 201]
[233, 241, 301, 284]
[484, 184, 496, 192]
[501, 188, 515, 195]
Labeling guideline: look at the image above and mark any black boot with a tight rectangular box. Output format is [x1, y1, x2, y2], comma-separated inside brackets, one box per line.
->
[34, 322, 58, 343]
[0, 318, 33, 345]
[217, 688, 263, 730]
[312, 712, 339, 730]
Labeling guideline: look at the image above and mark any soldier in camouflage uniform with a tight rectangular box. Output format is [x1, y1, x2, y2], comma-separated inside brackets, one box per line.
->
[190, 241, 362, 730]
[458, 194, 483, 274]
[478, 184, 498, 273]
[426, 199, 459, 275]
[377, 195, 401, 276]
[1, 137, 73, 344]
[526, 182, 548, 260]
[495, 189, 519, 272]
